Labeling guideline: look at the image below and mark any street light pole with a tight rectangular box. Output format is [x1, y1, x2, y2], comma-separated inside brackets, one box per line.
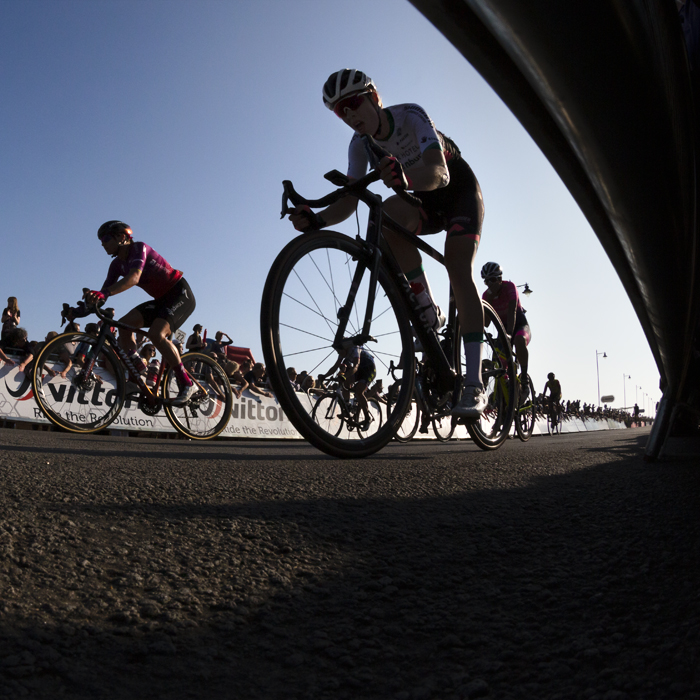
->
[596, 350, 607, 405]
[623, 374, 630, 410]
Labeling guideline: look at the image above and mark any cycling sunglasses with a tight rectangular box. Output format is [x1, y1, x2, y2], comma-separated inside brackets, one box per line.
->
[333, 91, 369, 118]
[485, 276, 502, 283]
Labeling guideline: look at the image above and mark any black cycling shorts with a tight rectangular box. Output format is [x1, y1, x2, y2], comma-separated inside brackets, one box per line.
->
[415, 156, 484, 239]
[134, 277, 196, 332]
[355, 355, 377, 385]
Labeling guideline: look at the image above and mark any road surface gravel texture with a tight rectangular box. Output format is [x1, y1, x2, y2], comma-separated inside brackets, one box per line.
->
[0, 427, 698, 700]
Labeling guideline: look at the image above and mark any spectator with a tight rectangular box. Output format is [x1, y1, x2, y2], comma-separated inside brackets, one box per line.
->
[211, 331, 233, 357]
[18, 331, 59, 376]
[140, 344, 160, 387]
[230, 361, 250, 398]
[296, 370, 309, 389]
[1, 327, 31, 372]
[1, 297, 20, 341]
[287, 366, 301, 391]
[186, 324, 205, 353]
[244, 362, 273, 399]
[65, 320, 81, 333]
[301, 374, 316, 393]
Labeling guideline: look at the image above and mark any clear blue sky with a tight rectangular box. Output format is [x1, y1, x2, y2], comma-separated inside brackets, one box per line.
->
[0, 0, 660, 414]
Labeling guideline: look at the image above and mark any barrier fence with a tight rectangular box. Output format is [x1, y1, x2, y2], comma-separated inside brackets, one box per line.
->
[0, 364, 632, 439]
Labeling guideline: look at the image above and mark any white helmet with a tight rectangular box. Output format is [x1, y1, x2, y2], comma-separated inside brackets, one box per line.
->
[481, 262, 503, 279]
[323, 69, 375, 110]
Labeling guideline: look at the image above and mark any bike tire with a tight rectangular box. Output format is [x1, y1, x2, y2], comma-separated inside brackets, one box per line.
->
[432, 412, 456, 442]
[163, 352, 233, 440]
[32, 332, 126, 433]
[357, 399, 384, 439]
[394, 396, 420, 442]
[261, 230, 415, 458]
[312, 393, 345, 437]
[515, 374, 536, 442]
[460, 302, 517, 450]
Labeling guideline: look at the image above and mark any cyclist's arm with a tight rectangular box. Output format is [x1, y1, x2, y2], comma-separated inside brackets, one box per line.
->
[104, 268, 142, 297]
[0, 347, 15, 365]
[381, 147, 448, 192]
[316, 193, 360, 227]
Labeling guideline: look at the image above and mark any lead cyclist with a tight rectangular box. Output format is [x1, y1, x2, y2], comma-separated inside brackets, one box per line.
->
[289, 69, 487, 418]
[85, 220, 197, 405]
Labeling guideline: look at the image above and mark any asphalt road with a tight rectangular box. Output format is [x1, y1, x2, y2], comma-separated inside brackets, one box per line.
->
[1, 426, 698, 699]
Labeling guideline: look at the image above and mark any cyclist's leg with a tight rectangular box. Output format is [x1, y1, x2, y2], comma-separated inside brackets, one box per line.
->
[382, 197, 443, 329]
[116, 307, 148, 379]
[148, 279, 197, 401]
[513, 327, 530, 378]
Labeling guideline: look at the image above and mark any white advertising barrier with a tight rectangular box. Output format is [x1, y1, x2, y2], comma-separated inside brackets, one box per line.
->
[0, 363, 628, 439]
[0, 363, 304, 438]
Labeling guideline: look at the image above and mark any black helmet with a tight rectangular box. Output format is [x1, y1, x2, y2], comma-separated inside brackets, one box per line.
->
[323, 69, 375, 110]
[98, 220, 132, 241]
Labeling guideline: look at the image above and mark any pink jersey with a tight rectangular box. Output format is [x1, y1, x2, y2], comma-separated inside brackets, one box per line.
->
[102, 242, 183, 299]
[482, 280, 524, 324]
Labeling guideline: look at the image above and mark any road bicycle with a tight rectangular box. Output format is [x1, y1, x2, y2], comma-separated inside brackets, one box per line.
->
[31, 294, 233, 439]
[311, 378, 383, 439]
[260, 135, 516, 457]
[388, 359, 456, 443]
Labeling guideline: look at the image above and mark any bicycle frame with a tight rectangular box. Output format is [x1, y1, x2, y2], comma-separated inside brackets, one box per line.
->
[282, 171, 458, 396]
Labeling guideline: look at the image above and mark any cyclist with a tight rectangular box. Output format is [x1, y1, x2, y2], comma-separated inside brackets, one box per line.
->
[319, 342, 377, 430]
[85, 220, 197, 405]
[480, 262, 531, 397]
[543, 372, 562, 427]
[289, 69, 487, 418]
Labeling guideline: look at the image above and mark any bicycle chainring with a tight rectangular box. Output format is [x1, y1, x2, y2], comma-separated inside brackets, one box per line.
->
[138, 396, 163, 416]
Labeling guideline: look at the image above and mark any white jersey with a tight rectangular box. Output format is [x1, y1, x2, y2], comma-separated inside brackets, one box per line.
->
[347, 103, 460, 181]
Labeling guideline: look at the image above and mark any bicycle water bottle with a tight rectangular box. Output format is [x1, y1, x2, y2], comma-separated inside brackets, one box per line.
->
[146, 359, 160, 387]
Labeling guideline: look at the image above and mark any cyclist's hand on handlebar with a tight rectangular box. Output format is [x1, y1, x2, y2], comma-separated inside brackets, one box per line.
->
[85, 290, 108, 305]
[379, 156, 410, 191]
[289, 205, 325, 232]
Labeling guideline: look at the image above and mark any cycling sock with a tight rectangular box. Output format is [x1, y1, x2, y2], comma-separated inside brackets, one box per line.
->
[462, 332, 484, 387]
[126, 349, 147, 377]
[407, 265, 439, 328]
[175, 362, 193, 387]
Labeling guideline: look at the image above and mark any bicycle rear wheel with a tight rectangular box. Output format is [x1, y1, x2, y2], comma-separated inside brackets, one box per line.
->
[515, 374, 536, 441]
[163, 352, 233, 439]
[32, 332, 126, 433]
[312, 393, 345, 436]
[459, 303, 516, 450]
[261, 230, 415, 458]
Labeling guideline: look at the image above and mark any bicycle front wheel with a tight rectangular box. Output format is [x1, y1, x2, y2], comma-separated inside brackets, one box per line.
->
[394, 396, 420, 442]
[32, 332, 126, 433]
[460, 303, 516, 450]
[515, 374, 536, 442]
[261, 230, 415, 458]
[357, 399, 383, 439]
[432, 411, 456, 442]
[163, 352, 233, 439]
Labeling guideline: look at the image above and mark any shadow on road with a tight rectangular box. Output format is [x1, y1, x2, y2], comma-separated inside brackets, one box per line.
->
[1, 429, 698, 699]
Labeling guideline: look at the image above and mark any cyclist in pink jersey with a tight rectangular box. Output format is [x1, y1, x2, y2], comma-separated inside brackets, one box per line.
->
[289, 69, 487, 418]
[85, 221, 197, 405]
[480, 262, 531, 396]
